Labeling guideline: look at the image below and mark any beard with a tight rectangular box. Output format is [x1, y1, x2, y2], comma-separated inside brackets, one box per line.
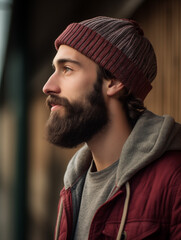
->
[45, 74, 109, 148]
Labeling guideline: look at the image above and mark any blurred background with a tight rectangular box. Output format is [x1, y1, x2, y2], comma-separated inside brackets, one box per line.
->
[0, 0, 180, 239]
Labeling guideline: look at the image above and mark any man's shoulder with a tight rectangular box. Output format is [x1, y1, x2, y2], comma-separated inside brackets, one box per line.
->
[132, 150, 181, 188]
[154, 151, 180, 185]
[156, 150, 181, 171]
[155, 150, 181, 185]
[149, 150, 181, 178]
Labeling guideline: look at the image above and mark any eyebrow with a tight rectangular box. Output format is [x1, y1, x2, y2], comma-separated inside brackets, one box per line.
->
[52, 58, 81, 68]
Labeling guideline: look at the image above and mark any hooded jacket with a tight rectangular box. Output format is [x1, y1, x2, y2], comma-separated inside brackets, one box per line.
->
[54, 110, 181, 240]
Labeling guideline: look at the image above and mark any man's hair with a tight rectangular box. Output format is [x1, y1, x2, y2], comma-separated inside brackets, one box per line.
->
[99, 66, 146, 127]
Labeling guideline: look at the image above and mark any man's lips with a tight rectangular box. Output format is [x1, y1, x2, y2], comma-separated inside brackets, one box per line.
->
[46, 96, 69, 112]
[50, 103, 63, 111]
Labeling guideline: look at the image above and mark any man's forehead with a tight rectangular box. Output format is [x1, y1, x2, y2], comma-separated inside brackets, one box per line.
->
[54, 45, 83, 62]
[53, 44, 98, 69]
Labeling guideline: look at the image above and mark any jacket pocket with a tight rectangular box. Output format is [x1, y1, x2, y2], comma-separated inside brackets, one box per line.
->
[102, 221, 166, 240]
[125, 221, 167, 240]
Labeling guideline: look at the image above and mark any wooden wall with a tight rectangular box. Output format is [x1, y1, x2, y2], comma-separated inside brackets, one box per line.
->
[133, 0, 181, 123]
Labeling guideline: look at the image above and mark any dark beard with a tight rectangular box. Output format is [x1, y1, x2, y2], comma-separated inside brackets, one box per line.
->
[45, 75, 108, 148]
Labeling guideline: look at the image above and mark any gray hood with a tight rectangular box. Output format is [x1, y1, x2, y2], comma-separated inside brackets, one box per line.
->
[64, 110, 181, 189]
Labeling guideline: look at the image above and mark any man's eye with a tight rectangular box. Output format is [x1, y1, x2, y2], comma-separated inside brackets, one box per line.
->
[63, 66, 72, 73]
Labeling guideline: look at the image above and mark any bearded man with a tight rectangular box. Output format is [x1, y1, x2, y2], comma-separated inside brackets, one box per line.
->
[43, 16, 181, 240]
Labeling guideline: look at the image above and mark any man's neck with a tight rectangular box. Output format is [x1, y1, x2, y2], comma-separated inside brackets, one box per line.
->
[87, 101, 132, 171]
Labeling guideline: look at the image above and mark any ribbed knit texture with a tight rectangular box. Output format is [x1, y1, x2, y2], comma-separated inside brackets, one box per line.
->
[55, 16, 157, 100]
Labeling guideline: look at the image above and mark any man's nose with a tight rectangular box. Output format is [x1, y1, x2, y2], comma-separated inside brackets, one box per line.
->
[42, 73, 61, 95]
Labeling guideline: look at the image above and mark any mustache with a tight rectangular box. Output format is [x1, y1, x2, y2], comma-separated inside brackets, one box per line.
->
[46, 95, 71, 110]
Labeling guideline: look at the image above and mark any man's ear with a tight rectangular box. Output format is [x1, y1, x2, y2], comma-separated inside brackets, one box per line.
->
[107, 79, 125, 97]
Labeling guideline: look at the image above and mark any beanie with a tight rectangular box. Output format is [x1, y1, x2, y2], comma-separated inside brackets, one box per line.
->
[55, 16, 157, 100]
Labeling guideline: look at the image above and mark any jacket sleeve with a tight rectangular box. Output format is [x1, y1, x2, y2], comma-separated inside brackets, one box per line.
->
[169, 168, 181, 239]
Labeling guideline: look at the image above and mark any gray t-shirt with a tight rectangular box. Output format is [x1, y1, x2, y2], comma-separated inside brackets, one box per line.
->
[74, 160, 118, 240]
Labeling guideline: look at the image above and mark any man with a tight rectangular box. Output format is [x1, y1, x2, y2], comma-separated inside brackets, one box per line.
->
[43, 16, 181, 240]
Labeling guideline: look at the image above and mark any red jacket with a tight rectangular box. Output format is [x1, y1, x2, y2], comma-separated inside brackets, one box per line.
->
[55, 151, 181, 240]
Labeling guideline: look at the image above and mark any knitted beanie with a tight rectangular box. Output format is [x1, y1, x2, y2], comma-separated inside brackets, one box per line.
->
[55, 16, 157, 100]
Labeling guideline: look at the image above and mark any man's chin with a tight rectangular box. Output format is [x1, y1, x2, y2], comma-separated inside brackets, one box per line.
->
[47, 134, 83, 149]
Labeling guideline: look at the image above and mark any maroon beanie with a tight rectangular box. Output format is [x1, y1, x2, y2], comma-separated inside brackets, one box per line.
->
[55, 16, 157, 100]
